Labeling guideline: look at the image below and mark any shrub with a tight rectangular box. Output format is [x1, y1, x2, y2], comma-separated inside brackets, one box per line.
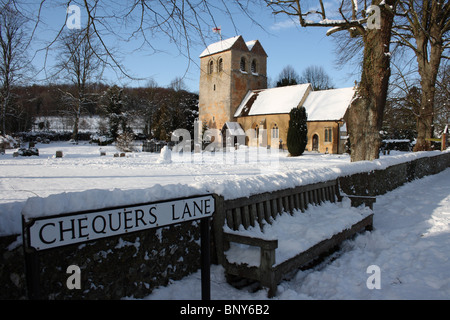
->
[116, 131, 135, 152]
[287, 106, 308, 156]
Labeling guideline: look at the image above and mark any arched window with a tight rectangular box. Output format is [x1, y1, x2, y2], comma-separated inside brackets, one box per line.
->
[252, 123, 259, 139]
[251, 59, 257, 74]
[218, 58, 223, 72]
[240, 57, 246, 72]
[208, 60, 214, 74]
[312, 134, 319, 151]
[271, 123, 279, 139]
[324, 127, 332, 142]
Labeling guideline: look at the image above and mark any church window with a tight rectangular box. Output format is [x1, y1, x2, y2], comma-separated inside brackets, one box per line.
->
[218, 58, 223, 72]
[271, 124, 279, 139]
[209, 60, 214, 74]
[324, 127, 332, 142]
[251, 59, 257, 74]
[251, 123, 259, 139]
[240, 57, 246, 72]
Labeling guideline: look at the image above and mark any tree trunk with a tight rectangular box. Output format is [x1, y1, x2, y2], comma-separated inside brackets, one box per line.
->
[414, 80, 436, 151]
[346, 1, 395, 162]
[1, 100, 6, 135]
[413, 31, 443, 151]
[72, 115, 79, 142]
[72, 99, 82, 142]
[1, 91, 10, 135]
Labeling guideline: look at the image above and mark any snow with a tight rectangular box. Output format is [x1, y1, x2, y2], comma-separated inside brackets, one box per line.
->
[224, 198, 373, 267]
[302, 87, 355, 121]
[200, 36, 240, 57]
[156, 146, 172, 164]
[0, 135, 17, 148]
[199, 36, 261, 58]
[0, 141, 448, 236]
[245, 40, 257, 51]
[223, 122, 245, 136]
[138, 168, 450, 300]
[234, 84, 311, 117]
[1, 141, 449, 300]
[233, 85, 355, 121]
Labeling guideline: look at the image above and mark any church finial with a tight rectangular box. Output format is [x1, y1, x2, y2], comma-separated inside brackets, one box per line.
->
[212, 26, 222, 41]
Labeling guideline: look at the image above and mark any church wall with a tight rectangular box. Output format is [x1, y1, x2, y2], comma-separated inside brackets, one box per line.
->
[306, 121, 341, 154]
[238, 116, 345, 154]
[237, 114, 289, 149]
[198, 50, 233, 130]
[229, 50, 267, 123]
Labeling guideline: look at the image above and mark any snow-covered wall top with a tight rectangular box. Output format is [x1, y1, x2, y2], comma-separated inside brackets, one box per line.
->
[0, 150, 448, 237]
[22, 151, 448, 214]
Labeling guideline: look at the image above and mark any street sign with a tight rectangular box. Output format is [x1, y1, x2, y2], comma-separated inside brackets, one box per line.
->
[22, 194, 215, 300]
[23, 195, 215, 251]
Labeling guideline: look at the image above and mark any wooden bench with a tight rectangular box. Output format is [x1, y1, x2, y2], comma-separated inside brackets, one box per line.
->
[213, 179, 375, 297]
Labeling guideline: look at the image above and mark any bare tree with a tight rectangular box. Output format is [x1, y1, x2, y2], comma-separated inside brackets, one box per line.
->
[54, 27, 105, 141]
[267, 0, 398, 162]
[0, 1, 30, 135]
[23, 0, 265, 83]
[276, 65, 301, 87]
[299, 65, 334, 90]
[392, 0, 450, 151]
[170, 76, 188, 92]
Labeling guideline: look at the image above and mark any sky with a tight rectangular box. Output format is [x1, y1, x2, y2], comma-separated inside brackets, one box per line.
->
[28, 1, 361, 93]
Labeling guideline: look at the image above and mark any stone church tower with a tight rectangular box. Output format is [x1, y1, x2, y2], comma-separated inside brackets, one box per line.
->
[198, 35, 267, 131]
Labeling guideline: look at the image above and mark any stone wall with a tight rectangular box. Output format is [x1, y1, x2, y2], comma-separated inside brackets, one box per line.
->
[339, 152, 450, 197]
[1, 151, 449, 300]
[1, 221, 202, 300]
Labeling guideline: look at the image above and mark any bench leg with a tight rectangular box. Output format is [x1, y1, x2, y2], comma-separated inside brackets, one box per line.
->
[260, 248, 277, 297]
[267, 281, 277, 298]
[260, 272, 277, 298]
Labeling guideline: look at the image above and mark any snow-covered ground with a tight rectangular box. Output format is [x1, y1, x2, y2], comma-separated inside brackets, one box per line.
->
[140, 168, 450, 300]
[1, 141, 449, 300]
[0, 141, 447, 237]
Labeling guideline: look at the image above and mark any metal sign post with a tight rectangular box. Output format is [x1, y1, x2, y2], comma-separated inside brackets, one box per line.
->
[22, 194, 215, 300]
[200, 217, 211, 300]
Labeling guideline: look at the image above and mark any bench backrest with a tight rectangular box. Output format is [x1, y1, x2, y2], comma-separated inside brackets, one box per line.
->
[222, 180, 341, 231]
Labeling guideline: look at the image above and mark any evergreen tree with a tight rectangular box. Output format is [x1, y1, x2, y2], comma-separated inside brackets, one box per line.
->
[100, 85, 128, 140]
[287, 106, 308, 156]
[275, 65, 300, 88]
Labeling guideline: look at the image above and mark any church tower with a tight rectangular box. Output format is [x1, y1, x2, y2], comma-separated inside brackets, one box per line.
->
[198, 35, 267, 131]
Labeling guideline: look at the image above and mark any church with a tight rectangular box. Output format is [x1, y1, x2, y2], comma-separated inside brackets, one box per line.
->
[198, 35, 354, 154]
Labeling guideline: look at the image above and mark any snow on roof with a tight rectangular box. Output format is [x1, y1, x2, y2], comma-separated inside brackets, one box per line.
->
[199, 36, 260, 58]
[245, 40, 257, 51]
[199, 36, 241, 58]
[234, 85, 355, 121]
[234, 84, 311, 117]
[223, 122, 245, 136]
[303, 87, 355, 121]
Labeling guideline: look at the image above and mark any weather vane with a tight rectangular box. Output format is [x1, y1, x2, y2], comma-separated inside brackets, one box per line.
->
[213, 26, 222, 41]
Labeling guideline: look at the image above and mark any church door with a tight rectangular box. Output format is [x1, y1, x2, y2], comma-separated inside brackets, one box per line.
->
[312, 134, 319, 151]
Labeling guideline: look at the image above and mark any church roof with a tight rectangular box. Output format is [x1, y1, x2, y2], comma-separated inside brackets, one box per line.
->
[223, 122, 245, 136]
[200, 36, 240, 58]
[302, 87, 356, 121]
[199, 35, 267, 58]
[234, 85, 355, 121]
[234, 84, 311, 117]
